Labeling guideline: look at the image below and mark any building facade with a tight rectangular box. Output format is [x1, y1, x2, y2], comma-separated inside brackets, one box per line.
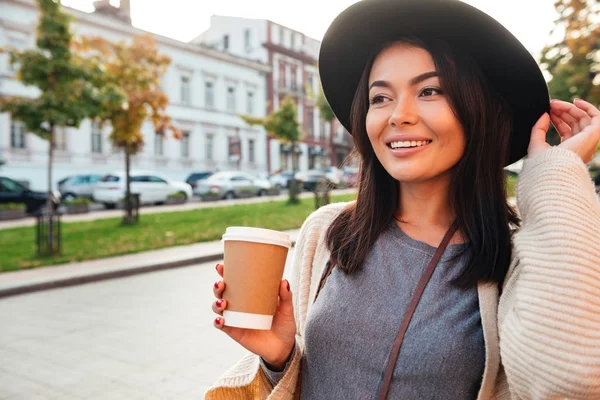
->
[0, 0, 270, 191]
[194, 16, 354, 174]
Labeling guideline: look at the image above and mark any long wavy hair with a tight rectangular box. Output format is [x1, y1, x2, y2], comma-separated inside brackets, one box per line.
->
[326, 37, 520, 287]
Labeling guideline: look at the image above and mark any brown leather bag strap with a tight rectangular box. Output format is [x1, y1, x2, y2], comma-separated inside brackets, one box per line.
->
[314, 260, 335, 302]
[377, 220, 459, 400]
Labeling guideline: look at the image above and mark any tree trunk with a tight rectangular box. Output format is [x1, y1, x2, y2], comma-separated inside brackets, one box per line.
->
[123, 146, 133, 225]
[47, 125, 55, 254]
[288, 142, 300, 204]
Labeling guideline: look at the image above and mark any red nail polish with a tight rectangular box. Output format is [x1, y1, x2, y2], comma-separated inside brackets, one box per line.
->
[286, 280, 290, 292]
[215, 317, 223, 325]
[214, 281, 220, 289]
[216, 299, 224, 308]
[215, 263, 220, 271]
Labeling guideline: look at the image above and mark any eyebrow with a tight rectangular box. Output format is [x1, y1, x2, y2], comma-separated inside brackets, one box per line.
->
[369, 71, 439, 90]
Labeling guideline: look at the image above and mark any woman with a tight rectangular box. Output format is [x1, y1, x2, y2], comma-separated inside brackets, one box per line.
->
[207, 0, 600, 398]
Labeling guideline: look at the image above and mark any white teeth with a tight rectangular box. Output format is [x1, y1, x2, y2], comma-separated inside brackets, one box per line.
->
[389, 140, 431, 149]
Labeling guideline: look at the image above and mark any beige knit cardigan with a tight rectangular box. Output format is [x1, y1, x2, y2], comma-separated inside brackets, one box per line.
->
[206, 147, 600, 400]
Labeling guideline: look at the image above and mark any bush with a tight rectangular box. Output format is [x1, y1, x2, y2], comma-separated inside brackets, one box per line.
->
[167, 192, 187, 199]
[62, 197, 91, 206]
[0, 203, 26, 211]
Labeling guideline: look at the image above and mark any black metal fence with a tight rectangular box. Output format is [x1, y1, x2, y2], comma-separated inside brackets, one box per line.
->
[36, 211, 61, 257]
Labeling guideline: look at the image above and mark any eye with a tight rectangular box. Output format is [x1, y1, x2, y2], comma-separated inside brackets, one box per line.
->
[369, 95, 387, 105]
[420, 87, 444, 97]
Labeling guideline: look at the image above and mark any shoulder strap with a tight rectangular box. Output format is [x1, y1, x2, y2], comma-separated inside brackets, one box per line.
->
[314, 260, 335, 303]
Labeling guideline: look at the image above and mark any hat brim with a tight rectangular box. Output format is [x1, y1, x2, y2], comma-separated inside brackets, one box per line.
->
[318, 0, 550, 165]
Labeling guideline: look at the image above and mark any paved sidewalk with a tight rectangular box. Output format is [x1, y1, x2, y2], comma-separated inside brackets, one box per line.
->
[0, 188, 356, 230]
[0, 229, 300, 299]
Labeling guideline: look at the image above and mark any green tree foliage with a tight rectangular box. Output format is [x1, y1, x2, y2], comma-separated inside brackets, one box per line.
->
[242, 96, 304, 204]
[0, 0, 123, 254]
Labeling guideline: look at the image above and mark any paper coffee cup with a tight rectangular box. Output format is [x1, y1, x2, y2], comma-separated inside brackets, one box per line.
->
[221, 227, 291, 330]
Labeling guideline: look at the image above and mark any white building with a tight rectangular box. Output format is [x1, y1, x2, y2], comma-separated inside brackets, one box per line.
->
[0, 0, 271, 191]
[194, 16, 354, 174]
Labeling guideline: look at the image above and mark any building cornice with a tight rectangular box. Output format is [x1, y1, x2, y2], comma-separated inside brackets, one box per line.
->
[7, 0, 272, 73]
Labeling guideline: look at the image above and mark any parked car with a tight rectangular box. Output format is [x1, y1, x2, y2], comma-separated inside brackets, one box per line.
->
[93, 171, 192, 209]
[294, 169, 334, 192]
[194, 171, 272, 200]
[185, 171, 214, 188]
[0, 176, 60, 214]
[341, 166, 359, 187]
[58, 174, 103, 201]
[324, 166, 343, 186]
[268, 171, 295, 189]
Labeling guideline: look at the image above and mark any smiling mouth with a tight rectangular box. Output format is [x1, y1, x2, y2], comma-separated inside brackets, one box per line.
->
[387, 140, 432, 149]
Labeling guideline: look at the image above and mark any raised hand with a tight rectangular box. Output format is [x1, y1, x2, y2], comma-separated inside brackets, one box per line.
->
[528, 98, 600, 163]
[212, 263, 297, 369]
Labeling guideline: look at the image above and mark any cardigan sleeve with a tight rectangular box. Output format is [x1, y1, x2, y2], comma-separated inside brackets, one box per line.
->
[498, 147, 600, 398]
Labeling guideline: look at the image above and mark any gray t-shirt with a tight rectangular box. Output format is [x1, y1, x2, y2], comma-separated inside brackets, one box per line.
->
[262, 222, 485, 399]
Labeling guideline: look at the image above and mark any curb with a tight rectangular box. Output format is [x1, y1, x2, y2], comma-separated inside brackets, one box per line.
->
[0, 241, 297, 300]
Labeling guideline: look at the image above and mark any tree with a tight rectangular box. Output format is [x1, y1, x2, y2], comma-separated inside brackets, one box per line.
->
[75, 34, 180, 224]
[242, 96, 304, 204]
[0, 0, 122, 255]
[540, 0, 600, 146]
[315, 86, 337, 167]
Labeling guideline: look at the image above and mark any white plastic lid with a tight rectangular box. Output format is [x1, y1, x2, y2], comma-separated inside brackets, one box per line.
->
[222, 226, 291, 248]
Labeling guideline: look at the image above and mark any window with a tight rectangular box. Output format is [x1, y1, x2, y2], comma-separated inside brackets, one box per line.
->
[8, 36, 26, 72]
[227, 87, 236, 112]
[223, 34, 229, 51]
[147, 175, 168, 184]
[279, 61, 285, 89]
[155, 131, 164, 156]
[248, 139, 255, 163]
[244, 29, 251, 50]
[55, 127, 67, 151]
[205, 81, 214, 107]
[279, 27, 284, 45]
[247, 91, 254, 114]
[181, 131, 190, 158]
[206, 134, 214, 161]
[306, 107, 314, 137]
[91, 122, 103, 154]
[10, 121, 26, 149]
[0, 177, 25, 193]
[307, 73, 314, 93]
[291, 67, 297, 90]
[291, 33, 295, 50]
[181, 75, 191, 104]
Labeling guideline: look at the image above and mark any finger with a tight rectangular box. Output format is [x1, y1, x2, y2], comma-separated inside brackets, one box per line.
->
[212, 298, 227, 316]
[551, 100, 591, 133]
[213, 280, 225, 298]
[573, 98, 600, 118]
[216, 263, 224, 278]
[550, 112, 573, 140]
[213, 317, 242, 338]
[276, 280, 294, 318]
[530, 112, 550, 143]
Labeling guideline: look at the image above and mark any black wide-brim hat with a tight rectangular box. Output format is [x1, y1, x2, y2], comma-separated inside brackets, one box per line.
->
[318, 0, 550, 165]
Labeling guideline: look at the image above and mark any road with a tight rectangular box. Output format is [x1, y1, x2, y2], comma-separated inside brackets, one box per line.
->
[0, 251, 295, 399]
[0, 188, 357, 230]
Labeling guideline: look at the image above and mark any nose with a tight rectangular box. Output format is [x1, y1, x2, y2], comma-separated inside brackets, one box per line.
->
[388, 94, 419, 128]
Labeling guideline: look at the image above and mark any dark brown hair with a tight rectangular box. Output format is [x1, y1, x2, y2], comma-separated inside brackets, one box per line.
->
[326, 37, 520, 287]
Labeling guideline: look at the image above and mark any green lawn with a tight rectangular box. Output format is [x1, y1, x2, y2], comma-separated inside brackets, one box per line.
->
[0, 194, 357, 272]
[506, 175, 517, 198]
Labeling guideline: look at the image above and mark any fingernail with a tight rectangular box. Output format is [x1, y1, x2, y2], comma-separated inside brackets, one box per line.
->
[216, 299, 224, 308]
[215, 263, 220, 271]
[286, 280, 290, 292]
[215, 317, 223, 326]
[214, 281, 220, 289]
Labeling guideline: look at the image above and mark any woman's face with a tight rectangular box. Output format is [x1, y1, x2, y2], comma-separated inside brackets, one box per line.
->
[366, 42, 465, 184]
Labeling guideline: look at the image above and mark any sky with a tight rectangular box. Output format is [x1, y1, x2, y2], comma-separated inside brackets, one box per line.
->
[61, 0, 561, 58]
